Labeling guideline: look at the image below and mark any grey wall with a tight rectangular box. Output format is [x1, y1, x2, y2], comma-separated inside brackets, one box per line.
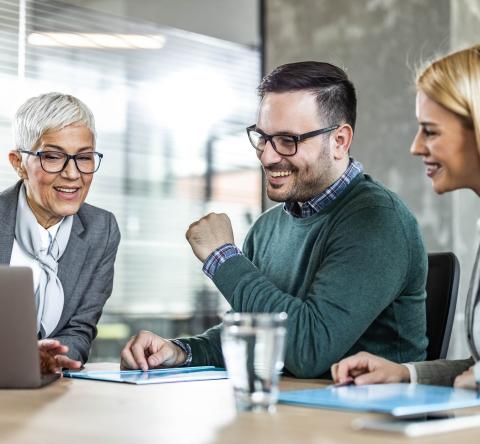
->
[60, 0, 260, 46]
[265, 0, 480, 358]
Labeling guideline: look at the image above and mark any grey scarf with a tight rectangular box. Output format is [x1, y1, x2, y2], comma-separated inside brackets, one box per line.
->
[15, 184, 73, 337]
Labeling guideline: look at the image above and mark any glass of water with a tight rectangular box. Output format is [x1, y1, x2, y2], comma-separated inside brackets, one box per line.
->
[221, 312, 288, 412]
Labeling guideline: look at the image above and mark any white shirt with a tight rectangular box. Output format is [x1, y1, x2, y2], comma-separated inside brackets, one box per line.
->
[474, 361, 480, 385]
[10, 219, 63, 291]
[403, 363, 418, 383]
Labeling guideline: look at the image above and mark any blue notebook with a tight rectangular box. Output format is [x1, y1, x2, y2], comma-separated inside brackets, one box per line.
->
[279, 384, 480, 417]
[63, 366, 228, 385]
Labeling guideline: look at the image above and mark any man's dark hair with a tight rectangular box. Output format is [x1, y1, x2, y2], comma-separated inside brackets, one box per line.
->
[258, 61, 357, 132]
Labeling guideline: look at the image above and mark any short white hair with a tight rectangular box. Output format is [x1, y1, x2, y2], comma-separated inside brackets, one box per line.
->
[13, 92, 96, 150]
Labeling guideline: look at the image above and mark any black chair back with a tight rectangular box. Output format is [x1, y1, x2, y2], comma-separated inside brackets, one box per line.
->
[425, 252, 460, 360]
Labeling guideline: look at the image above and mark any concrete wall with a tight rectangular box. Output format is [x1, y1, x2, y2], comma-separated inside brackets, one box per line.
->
[264, 0, 480, 358]
[59, 0, 260, 46]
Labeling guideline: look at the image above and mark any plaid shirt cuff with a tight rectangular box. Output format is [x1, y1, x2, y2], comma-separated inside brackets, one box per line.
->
[202, 243, 243, 279]
[170, 339, 192, 367]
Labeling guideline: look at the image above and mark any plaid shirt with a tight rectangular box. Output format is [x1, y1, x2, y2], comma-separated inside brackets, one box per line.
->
[203, 158, 363, 278]
[284, 158, 363, 217]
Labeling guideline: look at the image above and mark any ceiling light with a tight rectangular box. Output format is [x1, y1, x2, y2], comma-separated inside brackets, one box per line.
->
[27, 32, 166, 49]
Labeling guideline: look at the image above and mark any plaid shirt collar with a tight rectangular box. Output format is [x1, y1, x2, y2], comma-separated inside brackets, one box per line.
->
[284, 158, 363, 218]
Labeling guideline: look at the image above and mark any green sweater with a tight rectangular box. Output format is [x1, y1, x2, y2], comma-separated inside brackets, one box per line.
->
[181, 174, 428, 378]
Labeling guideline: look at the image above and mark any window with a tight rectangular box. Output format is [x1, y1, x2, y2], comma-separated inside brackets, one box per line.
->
[0, 0, 261, 359]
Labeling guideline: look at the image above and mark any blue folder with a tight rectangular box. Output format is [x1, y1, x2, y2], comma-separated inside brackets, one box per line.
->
[279, 384, 480, 417]
[63, 366, 228, 385]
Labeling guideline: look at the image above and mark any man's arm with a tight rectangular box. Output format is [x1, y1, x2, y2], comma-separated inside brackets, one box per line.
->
[202, 206, 424, 378]
[54, 214, 121, 363]
[176, 324, 225, 367]
[120, 325, 226, 370]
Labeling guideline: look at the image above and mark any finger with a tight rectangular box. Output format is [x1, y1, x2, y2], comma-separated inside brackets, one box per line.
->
[147, 345, 173, 368]
[187, 220, 198, 233]
[350, 367, 368, 378]
[354, 370, 387, 386]
[55, 355, 82, 370]
[131, 335, 152, 371]
[453, 376, 463, 389]
[38, 339, 62, 351]
[331, 363, 339, 381]
[335, 356, 368, 383]
[39, 352, 58, 374]
[46, 364, 61, 375]
[120, 358, 130, 371]
[45, 345, 69, 356]
[120, 337, 139, 370]
[453, 373, 476, 390]
[148, 341, 177, 367]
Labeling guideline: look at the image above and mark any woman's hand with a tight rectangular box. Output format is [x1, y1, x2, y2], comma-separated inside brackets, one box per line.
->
[38, 339, 82, 374]
[454, 365, 478, 390]
[331, 351, 410, 385]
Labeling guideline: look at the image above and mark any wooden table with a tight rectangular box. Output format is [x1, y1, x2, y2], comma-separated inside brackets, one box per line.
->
[1, 363, 479, 444]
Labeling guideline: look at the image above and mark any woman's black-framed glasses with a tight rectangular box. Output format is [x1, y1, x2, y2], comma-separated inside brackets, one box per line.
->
[18, 150, 103, 174]
[246, 124, 339, 157]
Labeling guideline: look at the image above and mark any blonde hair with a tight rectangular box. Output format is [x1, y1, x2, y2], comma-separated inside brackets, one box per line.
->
[416, 44, 480, 155]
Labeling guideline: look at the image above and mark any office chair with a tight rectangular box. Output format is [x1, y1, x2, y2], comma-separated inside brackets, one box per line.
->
[425, 252, 460, 360]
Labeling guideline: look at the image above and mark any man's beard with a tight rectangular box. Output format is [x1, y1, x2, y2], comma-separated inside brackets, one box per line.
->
[265, 160, 335, 203]
[266, 171, 333, 203]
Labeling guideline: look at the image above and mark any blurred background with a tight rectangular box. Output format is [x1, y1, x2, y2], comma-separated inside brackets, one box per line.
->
[0, 0, 479, 362]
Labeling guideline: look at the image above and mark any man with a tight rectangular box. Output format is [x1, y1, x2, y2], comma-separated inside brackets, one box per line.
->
[121, 61, 428, 378]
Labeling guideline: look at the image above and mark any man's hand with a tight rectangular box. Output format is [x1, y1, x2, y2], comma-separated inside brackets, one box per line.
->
[331, 351, 410, 385]
[185, 213, 234, 262]
[454, 366, 477, 390]
[38, 339, 82, 374]
[120, 331, 187, 371]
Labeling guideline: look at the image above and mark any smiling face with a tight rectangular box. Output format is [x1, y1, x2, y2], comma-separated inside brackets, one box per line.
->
[256, 91, 350, 203]
[9, 123, 95, 228]
[410, 91, 480, 195]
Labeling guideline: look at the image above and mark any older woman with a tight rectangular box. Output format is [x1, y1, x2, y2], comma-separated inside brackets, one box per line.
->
[332, 45, 480, 389]
[2, 92, 120, 372]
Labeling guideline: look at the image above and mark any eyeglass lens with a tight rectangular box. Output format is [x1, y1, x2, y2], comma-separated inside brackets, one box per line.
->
[249, 131, 297, 156]
[40, 152, 101, 173]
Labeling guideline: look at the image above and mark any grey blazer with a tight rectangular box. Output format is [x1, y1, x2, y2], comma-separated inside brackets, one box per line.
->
[413, 244, 480, 386]
[414, 357, 474, 386]
[0, 181, 120, 363]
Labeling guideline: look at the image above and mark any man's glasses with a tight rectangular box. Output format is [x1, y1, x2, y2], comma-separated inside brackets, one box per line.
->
[246, 124, 339, 157]
[18, 150, 103, 174]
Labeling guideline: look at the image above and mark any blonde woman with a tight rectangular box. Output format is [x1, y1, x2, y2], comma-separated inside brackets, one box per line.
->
[332, 45, 480, 390]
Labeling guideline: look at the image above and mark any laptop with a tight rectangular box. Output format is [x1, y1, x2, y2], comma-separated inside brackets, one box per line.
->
[0, 266, 60, 388]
